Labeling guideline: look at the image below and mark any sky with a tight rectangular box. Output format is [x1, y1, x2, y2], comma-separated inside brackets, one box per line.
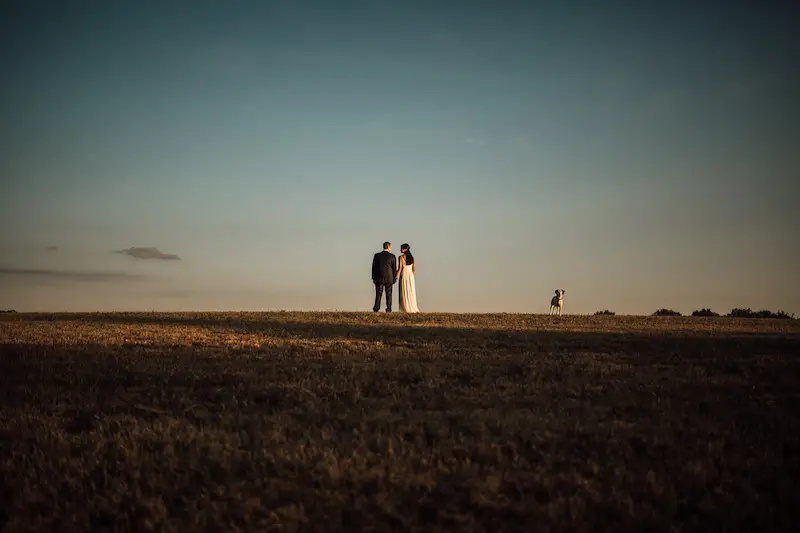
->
[1, 0, 798, 314]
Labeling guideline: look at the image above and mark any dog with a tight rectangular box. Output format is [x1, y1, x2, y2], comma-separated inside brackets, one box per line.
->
[549, 289, 565, 315]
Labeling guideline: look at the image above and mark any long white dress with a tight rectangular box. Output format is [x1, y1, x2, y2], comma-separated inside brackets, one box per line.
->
[399, 258, 420, 313]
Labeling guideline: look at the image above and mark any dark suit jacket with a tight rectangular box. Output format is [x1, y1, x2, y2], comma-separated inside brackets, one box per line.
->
[372, 250, 397, 285]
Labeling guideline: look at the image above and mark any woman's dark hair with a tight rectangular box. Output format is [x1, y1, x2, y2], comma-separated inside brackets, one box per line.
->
[401, 243, 414, 265]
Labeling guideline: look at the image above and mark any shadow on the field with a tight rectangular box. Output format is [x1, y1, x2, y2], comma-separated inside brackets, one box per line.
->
[3, 335, 799, 421]
[16, 313, 800, 360]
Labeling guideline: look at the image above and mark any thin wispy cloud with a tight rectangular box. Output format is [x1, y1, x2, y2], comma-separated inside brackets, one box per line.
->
[0, 267, 145, 282]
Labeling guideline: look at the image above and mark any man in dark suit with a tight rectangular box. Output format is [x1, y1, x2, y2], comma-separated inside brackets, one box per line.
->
[372, 241, 397, 312]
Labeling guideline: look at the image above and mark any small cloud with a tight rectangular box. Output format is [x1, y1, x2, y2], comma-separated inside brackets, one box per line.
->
[114, 247, 181, 260]
[0, 267, 145, 282]
[46, 246, 58, 252]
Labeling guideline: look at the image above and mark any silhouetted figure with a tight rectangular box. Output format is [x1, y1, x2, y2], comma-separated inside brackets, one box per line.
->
[372, 242, 397, 312]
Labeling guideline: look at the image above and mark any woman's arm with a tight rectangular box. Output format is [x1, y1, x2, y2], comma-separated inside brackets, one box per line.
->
[397, 255, 404, 277]
[412, 259, 416, 275]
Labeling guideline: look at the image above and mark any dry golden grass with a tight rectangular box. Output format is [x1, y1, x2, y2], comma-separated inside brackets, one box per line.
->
[1, 312, 799, 532]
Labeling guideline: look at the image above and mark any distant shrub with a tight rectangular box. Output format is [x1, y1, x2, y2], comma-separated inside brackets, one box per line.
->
[594, 310, 616, 316]
[728, 308, 795, 319]
[652, 309, 681, 316]
[0, 309, 17, 313]
[691, 308, 719, 317]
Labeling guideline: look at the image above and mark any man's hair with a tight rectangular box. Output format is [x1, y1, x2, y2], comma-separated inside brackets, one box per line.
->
[383, 241, 391, 250]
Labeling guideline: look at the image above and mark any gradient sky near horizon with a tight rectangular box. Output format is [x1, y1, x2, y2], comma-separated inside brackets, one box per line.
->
[1, 0, 798, 314]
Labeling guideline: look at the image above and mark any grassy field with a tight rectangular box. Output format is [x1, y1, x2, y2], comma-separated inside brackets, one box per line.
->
[1, 312, 799, 532]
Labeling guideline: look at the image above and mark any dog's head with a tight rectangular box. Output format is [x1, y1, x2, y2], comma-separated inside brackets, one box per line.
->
[555, 289, 565, 298]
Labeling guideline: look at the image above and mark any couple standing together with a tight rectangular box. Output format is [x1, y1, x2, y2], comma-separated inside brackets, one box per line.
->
[371, 242, 420, 313]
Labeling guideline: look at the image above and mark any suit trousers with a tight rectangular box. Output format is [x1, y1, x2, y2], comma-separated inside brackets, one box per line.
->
[373, 282, 393, 312]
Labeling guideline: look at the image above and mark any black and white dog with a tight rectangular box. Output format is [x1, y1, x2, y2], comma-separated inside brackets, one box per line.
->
[549, 289, 565, 315]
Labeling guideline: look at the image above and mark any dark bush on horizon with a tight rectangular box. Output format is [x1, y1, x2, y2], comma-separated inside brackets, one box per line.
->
[653, 309, 681, 316]
[727, 308, 795, 319]
[594, 310, 616, 316]
[691, 308, 720, 317]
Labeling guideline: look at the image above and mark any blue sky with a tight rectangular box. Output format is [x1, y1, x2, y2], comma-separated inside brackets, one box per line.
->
[1, 0, 798, 313]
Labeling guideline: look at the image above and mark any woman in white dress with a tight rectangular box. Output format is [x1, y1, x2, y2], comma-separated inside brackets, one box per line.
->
[397, 243, 420, 313]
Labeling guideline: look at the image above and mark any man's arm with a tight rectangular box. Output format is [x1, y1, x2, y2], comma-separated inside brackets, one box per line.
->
[391, 253, 398, 283]
[371, 253, 379, 281]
